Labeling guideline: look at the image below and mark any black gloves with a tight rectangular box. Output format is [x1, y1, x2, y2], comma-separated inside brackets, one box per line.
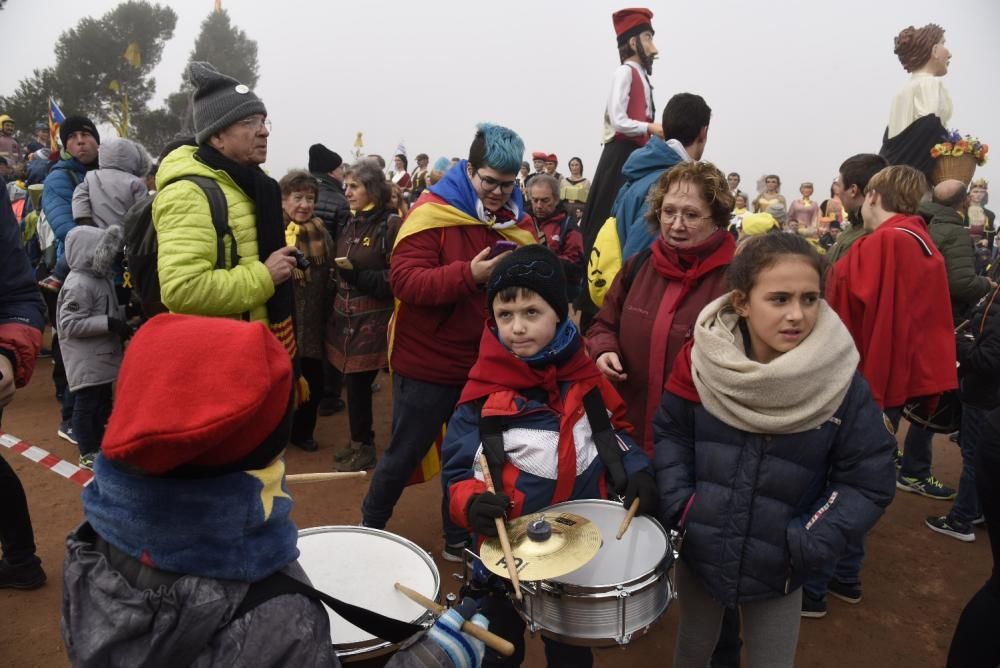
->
[108, 317, 134, 341]
[623, 470, 659, 516]
[467, 491, 510, 537]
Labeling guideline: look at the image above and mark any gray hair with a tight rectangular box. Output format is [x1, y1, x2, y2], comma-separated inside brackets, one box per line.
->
[528, 173, 560, 201]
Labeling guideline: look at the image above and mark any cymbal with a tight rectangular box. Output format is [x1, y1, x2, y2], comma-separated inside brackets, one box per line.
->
[480, 512, 602, 581]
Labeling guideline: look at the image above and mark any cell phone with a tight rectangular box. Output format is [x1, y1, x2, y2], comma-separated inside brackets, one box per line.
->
[334, 256, 354, 271]
[488, 240, 517, 259]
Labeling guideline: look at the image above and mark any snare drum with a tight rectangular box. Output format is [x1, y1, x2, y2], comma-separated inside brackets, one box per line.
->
[297, 526, 440, 662]
[514, 499, 673, 647]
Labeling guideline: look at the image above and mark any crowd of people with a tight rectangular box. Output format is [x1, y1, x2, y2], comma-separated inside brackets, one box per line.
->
[0, 9, 998, 668]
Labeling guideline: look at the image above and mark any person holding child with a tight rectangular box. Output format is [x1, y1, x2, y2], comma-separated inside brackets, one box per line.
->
[443, 245, 655, 667]
[656, 233, 897, 666]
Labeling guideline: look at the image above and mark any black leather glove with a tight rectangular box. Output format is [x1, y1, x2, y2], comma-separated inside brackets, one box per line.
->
[108, 317, 134, 341]
[466, 491, 510, 537]
[623, 470, 659, 517]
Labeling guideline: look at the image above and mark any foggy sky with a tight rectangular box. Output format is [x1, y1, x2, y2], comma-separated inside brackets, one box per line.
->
[2, 0, 998, 193]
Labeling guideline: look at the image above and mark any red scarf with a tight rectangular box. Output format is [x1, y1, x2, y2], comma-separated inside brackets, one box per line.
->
[640, 231, 734, 451]
[460, 325, 602, 410]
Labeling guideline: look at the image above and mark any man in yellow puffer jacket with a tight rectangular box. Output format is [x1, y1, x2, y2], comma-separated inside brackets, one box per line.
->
[152, 63, 298, 324]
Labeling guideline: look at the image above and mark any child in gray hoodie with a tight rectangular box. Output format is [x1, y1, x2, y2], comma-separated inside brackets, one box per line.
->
[56, 226, 134, 469]
[42, 138, 150, 292]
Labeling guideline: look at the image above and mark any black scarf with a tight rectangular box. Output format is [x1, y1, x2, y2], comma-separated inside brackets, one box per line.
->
[195, 144, 296, 355]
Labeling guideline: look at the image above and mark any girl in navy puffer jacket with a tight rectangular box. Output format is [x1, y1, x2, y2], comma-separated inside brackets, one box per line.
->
[655, 234, 896, 667]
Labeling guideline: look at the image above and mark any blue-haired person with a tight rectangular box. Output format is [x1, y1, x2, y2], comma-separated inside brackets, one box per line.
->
[360, 124, 539, 560]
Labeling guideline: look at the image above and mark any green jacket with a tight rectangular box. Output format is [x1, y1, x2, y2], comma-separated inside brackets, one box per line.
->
[825, 224, 869, 268]
[922, 201, 992, 321]
[152, 146, 274, 323]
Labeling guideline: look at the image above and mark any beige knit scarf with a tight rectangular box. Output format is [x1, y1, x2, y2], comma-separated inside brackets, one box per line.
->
[691, 293, 859, 434]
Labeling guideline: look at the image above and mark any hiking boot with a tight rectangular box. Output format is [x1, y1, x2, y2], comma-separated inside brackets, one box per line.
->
[828, 579, 862, 604]
[78, 452, 96, 471]
[442, 541, 471, 563]
[334, 441, 361, 464]
[926, 515, 975, 542]
[317, 397, 346, 417]
[0, 558, 47, 590]
[896, 474, 957, 500]
[337, 443, 376, 472]
[57, 422, 79, 445]
[291, 438, 319, 452]
[801, 590, 828, 618]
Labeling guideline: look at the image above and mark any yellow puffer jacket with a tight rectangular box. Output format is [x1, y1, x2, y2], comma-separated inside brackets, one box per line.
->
[152, 146, 274, 323]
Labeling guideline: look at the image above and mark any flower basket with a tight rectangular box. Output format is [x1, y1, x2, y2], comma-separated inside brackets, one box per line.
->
[931, 152, 978, 185]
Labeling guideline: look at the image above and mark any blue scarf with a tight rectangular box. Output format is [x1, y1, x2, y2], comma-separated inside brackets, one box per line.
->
[429, 159, 525, 223]
[497, 318, 582, 368]
[83, 454, 299, 582]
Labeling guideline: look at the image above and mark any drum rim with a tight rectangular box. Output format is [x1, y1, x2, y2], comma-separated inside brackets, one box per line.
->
[297, 525, 440, 658]
[541, 499, 670, 588]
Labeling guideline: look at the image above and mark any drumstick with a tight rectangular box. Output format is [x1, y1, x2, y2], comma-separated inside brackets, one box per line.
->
[478, 453, 522, 601]
[394, 582, 515, 657]
[616, 498, 640, 540]
[284, 471, 367, 484]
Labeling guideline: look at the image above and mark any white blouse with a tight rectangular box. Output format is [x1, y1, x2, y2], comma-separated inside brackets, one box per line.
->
[887, 72, 953, 139]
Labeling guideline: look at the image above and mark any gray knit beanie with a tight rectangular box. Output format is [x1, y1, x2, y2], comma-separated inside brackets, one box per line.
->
[188, 62, 267, 145]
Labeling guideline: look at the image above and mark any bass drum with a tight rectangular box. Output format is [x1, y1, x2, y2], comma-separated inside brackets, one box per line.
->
[297, 526, 439, 663]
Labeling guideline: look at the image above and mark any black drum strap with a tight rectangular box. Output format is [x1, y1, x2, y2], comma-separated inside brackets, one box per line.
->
[233, 570, 423, 642]
[582, 387, 628, 495]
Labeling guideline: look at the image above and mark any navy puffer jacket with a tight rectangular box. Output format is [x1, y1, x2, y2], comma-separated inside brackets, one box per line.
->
[654, 372, 896, 606]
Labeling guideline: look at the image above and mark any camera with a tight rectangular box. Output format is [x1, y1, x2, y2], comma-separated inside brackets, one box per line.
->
[293, 249, 311, 271]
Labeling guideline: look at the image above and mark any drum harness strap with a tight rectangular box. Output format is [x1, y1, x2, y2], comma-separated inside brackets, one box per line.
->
[233, 570, 423, 643]
[477, 387, 629, 500]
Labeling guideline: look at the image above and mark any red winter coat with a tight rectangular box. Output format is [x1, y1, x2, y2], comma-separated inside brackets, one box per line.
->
[826, 213, 958, 409]
[587, 234, 733, 455]
[389, 199, 538, 386]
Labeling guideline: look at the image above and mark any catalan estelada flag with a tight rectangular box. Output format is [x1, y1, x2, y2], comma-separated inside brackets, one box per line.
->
[48, 98, 65, 153]
[405, 421, 447, 486]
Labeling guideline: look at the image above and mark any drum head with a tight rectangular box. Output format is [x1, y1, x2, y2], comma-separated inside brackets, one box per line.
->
[297, 526, 439, 650]
[544, 499, 668, 587]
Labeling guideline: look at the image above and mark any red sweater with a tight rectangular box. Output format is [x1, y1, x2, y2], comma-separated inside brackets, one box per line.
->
[389, 207, 538, 386]
[826, 213, 958, 409]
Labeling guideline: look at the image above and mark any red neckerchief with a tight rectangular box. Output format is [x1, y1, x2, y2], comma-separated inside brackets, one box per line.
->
[650, 229, 735, 298]
[460, 325, 601, 410]
[666, 339, 700, 402]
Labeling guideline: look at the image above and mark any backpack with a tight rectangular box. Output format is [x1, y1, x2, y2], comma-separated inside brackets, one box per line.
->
[124, 175, 235, 312]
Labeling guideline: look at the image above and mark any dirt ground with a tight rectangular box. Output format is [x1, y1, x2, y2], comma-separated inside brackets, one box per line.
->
[0, 360, 992, 667]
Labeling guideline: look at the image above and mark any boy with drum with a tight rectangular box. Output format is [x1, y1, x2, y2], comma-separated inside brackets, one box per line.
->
[442, 245, 656, 667]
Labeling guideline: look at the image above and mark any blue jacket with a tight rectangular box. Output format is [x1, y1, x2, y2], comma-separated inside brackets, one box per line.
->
[42, 156, 89, 261]
[0, 184, 45, 389]
[612, 136, 684, 261]
[653, 373, 896, 606]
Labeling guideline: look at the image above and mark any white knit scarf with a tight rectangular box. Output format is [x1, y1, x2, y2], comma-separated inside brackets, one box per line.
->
[691, 293, 859, 434]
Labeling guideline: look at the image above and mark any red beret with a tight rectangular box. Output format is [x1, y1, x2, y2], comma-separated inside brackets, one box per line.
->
[613, 7, 654, 43]
[546, 154, 558, 163]
[101, 314, 293, 475]
[531, 151, 547, 160]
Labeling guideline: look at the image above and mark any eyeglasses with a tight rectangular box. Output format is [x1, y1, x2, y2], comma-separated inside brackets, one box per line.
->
[475, 171, 517, 193]
[660, 207, 712, 225]
[237, 116, 272, 132]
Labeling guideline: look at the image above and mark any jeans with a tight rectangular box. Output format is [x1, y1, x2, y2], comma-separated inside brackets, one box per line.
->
[674, 561, 801, 668]
[950, 402, 985, 524]
[900, 420, 934, 479]
[344, 369, 379, 443]
[479, 593, 593, 668]
[72, 383, 113, 456]
[290, 357, 324, 444]
[0, 448, 39, 566]
[361, 374, 466, 544]
[947, 414, 1000, 667]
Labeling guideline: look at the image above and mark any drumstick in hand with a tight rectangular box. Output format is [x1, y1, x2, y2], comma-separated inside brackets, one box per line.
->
[394, 582, 514, 657]
[479, 453, 522, 601]
[285, 471, 367, 484]
[616, 498, 640, 540]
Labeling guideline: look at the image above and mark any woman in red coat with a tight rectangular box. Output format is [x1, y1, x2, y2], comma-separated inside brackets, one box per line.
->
[587, 161, 736, 456]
